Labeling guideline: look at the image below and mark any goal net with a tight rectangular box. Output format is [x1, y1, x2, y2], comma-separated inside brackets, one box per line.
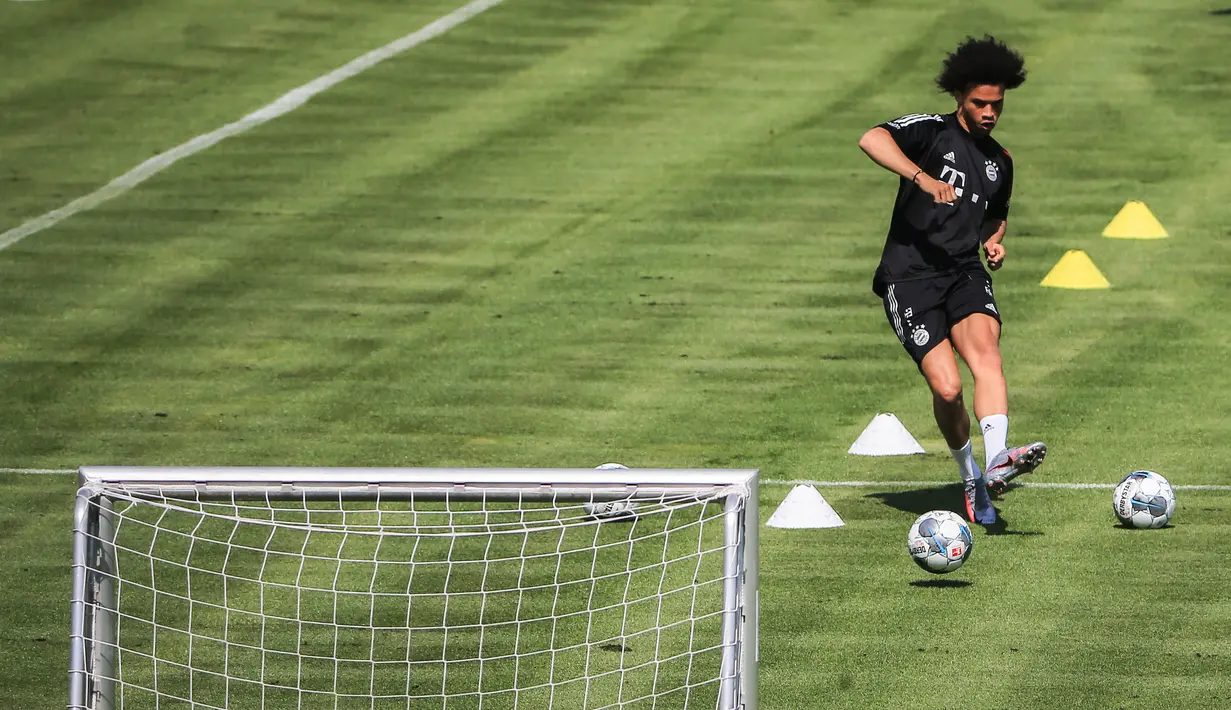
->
[69, 467, 758, 710]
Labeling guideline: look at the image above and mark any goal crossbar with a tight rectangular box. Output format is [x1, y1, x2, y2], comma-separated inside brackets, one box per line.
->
[69, 466, 759, 710]
[77, 466, 756, 502]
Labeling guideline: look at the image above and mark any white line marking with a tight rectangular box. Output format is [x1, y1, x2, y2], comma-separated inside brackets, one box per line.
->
[4, 470, 1228, 493]
[0, 0, 508, 251]
[762, 478, 1231, 492]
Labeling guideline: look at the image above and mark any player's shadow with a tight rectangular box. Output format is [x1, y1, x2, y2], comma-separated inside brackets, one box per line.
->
[909, 579, 972, 589]
[866, 484, 1044, 536]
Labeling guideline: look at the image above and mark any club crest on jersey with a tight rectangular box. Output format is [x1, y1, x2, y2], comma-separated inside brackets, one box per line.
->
[984, 160, 999, 182]
[911, 326, 929, 347]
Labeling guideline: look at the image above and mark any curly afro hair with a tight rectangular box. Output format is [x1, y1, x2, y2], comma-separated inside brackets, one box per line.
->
[935, 35, 1027, 95]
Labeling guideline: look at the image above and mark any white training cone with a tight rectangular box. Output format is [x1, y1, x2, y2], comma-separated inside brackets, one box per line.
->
[766, 484, 845, 529]
[848, 413, 925, 456]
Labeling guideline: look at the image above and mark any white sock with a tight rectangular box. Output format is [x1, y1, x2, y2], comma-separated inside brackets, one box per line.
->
[949, 441, 980, 483]
[980, 414, 1009, 469]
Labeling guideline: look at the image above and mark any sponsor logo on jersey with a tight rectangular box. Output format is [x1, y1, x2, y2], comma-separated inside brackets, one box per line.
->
[985, 303, 998, 314]
[939, 165, 967, 198]
[943, 151, 956, 163]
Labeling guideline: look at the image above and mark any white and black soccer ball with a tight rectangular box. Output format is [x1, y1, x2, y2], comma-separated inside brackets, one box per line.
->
[582, 500, 638, 520]
[584, 463, 638, 520]
[906, 510, 973, 574]
[1113, 471, 1176, 529]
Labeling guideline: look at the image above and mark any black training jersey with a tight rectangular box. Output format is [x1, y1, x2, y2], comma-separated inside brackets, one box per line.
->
[871, 112, 1013, 294]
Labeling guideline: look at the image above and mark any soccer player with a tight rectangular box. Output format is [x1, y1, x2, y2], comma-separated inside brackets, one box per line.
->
[857, 36, 1046, 525]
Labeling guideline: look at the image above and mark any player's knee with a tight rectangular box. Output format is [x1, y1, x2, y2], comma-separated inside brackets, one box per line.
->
[929, 378, 963, 405]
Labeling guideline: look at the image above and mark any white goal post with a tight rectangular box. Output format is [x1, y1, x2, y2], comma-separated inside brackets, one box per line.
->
[69, 467, 759, 710]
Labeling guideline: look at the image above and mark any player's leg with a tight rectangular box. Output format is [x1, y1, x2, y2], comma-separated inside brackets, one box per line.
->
[918, 344, 994, 524]
[882, 278, 993, 524]
[918, 342, 968, 449]
[948, 274, 1046, 493]
[948, 311, 1007, 447]
[882, 281, 968, 447]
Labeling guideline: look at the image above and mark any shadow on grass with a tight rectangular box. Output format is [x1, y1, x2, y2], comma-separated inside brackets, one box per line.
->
[909, 579, 971, 589]
[866, 484, 1044, 536]
[1113, 523, 1175, 531]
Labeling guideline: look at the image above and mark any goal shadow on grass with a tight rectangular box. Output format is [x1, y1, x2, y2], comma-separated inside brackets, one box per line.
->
[865, 484, 1045, 536]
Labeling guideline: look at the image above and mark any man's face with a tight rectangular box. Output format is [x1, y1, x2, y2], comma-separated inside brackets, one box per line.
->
[957, 84, 1005, 136]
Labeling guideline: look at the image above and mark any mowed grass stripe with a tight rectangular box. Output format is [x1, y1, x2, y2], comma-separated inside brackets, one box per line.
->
[0, 0, 481, 233]
[0, 0, 512, 251]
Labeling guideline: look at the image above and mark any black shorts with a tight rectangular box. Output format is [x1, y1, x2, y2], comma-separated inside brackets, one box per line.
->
[880, 269, 1002, 365]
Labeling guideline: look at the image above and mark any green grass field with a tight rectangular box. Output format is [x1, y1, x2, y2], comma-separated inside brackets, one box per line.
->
[3, 0, 1231, 707]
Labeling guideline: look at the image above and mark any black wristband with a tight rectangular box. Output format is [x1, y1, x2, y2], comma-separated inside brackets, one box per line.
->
[911, 169, 923, 184]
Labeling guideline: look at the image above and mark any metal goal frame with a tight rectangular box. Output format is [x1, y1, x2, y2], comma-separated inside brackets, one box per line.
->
[68, 466, 759, 710]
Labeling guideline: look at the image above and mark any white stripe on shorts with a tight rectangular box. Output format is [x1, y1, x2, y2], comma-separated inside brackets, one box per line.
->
[887, 284, 906, 344]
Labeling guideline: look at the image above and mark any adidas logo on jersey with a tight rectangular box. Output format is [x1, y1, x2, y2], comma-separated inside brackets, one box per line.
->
[943, 152, 956, 163]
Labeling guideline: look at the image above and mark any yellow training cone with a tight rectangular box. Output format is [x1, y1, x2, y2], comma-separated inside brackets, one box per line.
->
[1103, 201, 1168, 239]
[1040, 250, 1110, 289]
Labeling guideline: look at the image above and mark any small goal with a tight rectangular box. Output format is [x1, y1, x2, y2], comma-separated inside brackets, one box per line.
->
[69, 467, 759, 710]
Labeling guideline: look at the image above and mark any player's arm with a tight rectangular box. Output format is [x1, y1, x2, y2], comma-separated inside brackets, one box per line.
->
[858, 124, 955, 204]
[982, 153, 1014, 270]
[982, 220, 1007, 270]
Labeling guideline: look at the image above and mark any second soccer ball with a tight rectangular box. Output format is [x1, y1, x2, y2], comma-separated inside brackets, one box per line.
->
[1113, 471, 1176, 529]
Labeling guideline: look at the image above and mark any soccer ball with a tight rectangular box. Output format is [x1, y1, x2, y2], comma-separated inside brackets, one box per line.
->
[582, 500, 638, 519]
[1113, 471, 1176, 529]
[585, 462, 637, 520]
[906, 510, 973, 574]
